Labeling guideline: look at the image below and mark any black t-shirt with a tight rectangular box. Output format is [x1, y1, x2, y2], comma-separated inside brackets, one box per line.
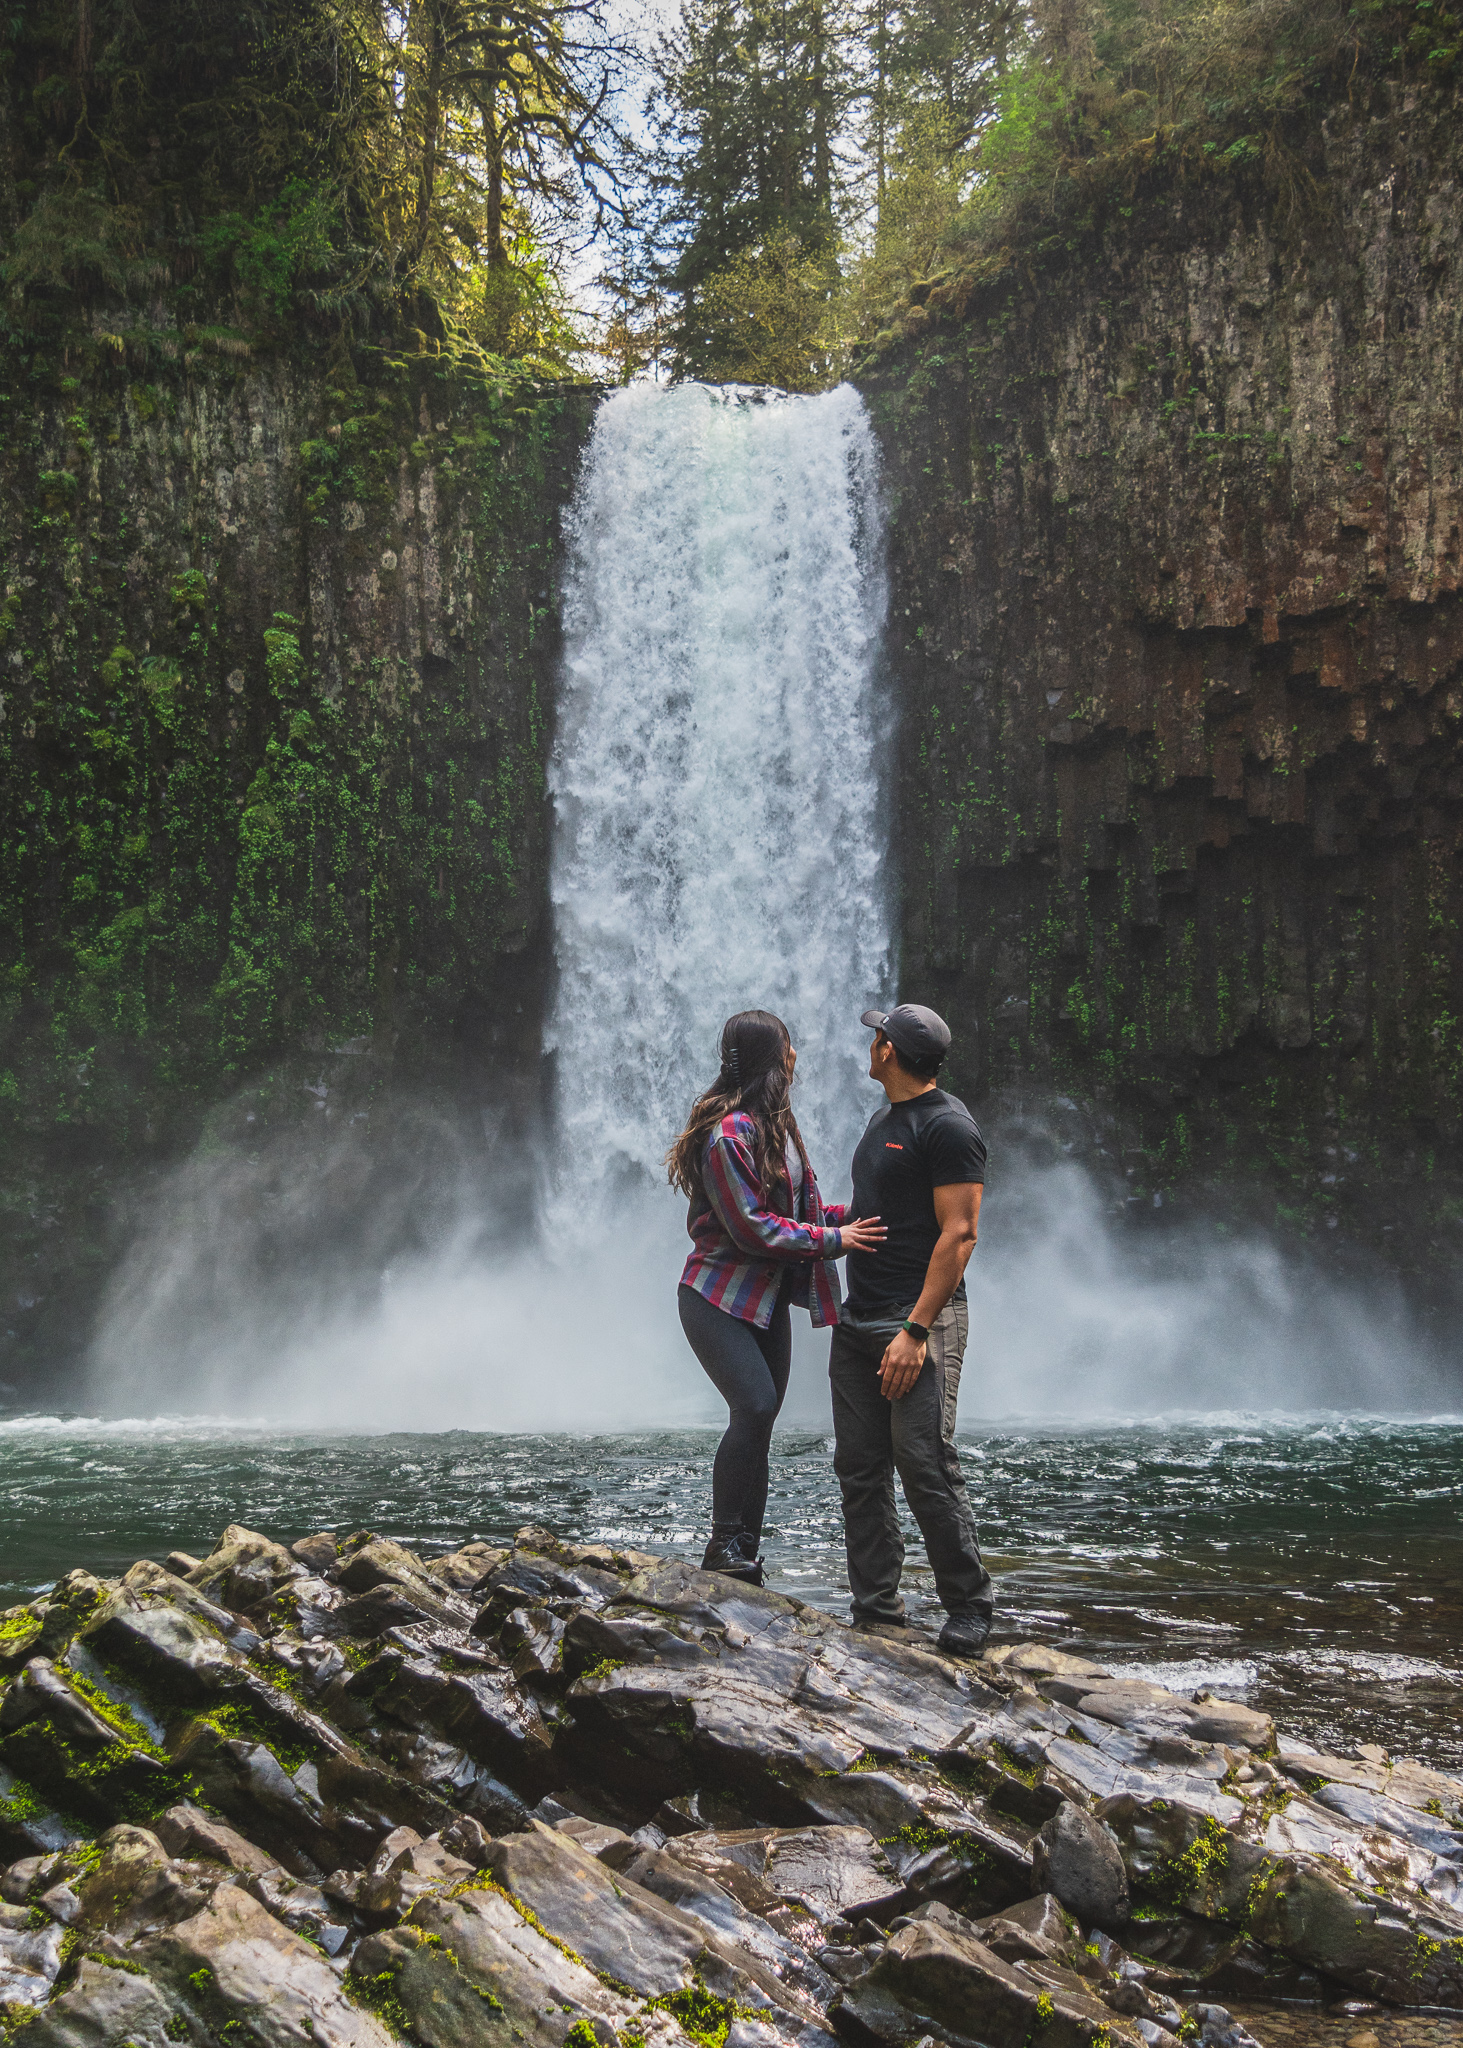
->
[844, 1089, 987, 1313]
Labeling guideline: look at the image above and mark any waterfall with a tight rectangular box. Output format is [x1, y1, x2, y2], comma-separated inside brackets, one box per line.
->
[547, 383, 892, 1223]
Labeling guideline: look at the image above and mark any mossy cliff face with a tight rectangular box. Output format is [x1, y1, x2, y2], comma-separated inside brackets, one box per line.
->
[0, 347, 596, 1392]
[861, 76, 1463, 1270]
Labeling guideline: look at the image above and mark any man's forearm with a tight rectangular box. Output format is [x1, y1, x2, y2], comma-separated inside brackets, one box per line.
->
[910, 1230, 976, 1328]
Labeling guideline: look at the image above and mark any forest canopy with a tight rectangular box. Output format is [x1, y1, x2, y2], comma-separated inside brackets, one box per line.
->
[0, 0, 1457, 384]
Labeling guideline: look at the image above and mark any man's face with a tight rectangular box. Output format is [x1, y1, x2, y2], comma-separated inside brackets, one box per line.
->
[868, 1031, 893, 1083]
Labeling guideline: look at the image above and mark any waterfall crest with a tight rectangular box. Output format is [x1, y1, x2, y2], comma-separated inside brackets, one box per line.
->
[548, 383, 892, 1219]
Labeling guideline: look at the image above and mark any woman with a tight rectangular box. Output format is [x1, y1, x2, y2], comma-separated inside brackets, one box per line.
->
[667, 1010, 885, 1586]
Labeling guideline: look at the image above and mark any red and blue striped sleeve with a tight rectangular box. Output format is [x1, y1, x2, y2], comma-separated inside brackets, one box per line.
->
[703, 1119, 843, 1262]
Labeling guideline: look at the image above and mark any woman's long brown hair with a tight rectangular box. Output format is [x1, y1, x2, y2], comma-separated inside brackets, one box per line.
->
[666, 1010, 812, 1211]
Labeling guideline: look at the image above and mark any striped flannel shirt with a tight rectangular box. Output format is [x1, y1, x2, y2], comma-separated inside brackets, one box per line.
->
[680, 1111, 848, 1330]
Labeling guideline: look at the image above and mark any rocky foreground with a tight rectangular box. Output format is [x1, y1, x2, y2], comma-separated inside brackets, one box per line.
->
[3, 1529, 1463, 2048]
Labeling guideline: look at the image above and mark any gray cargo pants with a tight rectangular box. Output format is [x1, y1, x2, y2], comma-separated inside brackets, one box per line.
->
[828, 1297, 993, 1623]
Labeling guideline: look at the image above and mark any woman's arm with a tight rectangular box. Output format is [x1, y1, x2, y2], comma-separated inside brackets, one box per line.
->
[820, 1202, 884, 1254]
[703, 1125, 843, 1262]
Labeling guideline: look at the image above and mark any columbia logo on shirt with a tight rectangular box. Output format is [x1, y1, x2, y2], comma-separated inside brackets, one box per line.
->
[885, 1142, 904, 1150]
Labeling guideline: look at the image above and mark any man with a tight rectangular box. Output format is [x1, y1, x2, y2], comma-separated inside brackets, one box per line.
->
[829, 1002, 994, 1656]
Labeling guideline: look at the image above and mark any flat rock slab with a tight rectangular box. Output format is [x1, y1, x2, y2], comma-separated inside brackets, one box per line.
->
[837, 1912, 1145, 2048]
[1042, 1735, 1248, 1819]
[981, 1647, 1112, 1684]
[354, 1883, 691, 2048]
[796, 1762, 1038, 1902]
[487, 1819, 812, 2018]
[1278, 1748, 1463, 1826]
[1186, 1700, 1276, 1749]
[622, 1842, 839, 2007]
[144, 1881, 397, 2048]
[489, 1820, 712, 1996]
[673, 1827, 905, 1927]
[154, 1804, 278, 1875]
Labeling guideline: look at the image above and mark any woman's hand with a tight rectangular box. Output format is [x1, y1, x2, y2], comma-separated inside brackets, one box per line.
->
[838, 1216, 886, 1254]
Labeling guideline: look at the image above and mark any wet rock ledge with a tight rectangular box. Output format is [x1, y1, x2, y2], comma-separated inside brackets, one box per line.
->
[3, 1528, 1462, 2048]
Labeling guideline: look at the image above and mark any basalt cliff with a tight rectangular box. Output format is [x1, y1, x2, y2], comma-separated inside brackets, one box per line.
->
[864, 74, 1463, 1279]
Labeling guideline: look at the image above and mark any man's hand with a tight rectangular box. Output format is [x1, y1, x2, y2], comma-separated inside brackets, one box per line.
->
[879, 1327, 926, 1401]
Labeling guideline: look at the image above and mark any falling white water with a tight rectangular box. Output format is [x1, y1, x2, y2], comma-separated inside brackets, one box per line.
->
[547, 382, 892, 1218]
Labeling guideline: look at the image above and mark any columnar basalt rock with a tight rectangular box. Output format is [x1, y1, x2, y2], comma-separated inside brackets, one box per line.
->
[860, 74, 1463, 1265]
[2, 1521, 1461, 2042]
[0, 349, 597, 1391]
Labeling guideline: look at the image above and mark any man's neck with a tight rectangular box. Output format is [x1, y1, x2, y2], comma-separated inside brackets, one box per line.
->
[881, 1074, 938, 1106]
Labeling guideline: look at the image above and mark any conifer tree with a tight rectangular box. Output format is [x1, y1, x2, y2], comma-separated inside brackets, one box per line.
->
[846, 0, 1025, 316]
[649, 0, 848, 380]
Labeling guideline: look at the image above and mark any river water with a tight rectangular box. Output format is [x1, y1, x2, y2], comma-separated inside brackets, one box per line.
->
[3, 1414, 1460, 1772]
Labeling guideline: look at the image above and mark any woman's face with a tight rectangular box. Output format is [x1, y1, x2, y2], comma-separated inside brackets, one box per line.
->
[786, 1043, 798, 1080]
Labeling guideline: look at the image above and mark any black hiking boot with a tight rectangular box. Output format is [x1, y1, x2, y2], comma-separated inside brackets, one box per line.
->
[700, 1536, 764, 1587]
[936, 1609, 992, 1658]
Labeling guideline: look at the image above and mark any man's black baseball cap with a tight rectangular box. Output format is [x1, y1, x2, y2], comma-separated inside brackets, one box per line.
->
[860, 1003, 952, 1065]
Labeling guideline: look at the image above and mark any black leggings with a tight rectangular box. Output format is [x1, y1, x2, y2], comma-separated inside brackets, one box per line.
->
[678, 1282, 791, 1552]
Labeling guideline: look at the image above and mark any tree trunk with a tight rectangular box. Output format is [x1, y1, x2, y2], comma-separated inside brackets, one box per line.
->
[810, 0, 832, 216]
[486, 102, 507, 264]
[873, 0, 888, 215]
[483, 4, 509, 266]
[406, 0, 445, 272]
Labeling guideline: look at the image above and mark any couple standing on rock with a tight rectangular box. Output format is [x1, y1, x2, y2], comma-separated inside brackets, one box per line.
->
[667, 1003, 993, 1658]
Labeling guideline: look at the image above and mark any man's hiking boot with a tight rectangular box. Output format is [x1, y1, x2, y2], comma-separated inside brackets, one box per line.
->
[700, 1537, 764, 1587]
[936, 1610, 992, 1658]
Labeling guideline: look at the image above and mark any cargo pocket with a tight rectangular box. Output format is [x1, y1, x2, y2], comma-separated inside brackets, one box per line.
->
[934, 1298, 970, 1442]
